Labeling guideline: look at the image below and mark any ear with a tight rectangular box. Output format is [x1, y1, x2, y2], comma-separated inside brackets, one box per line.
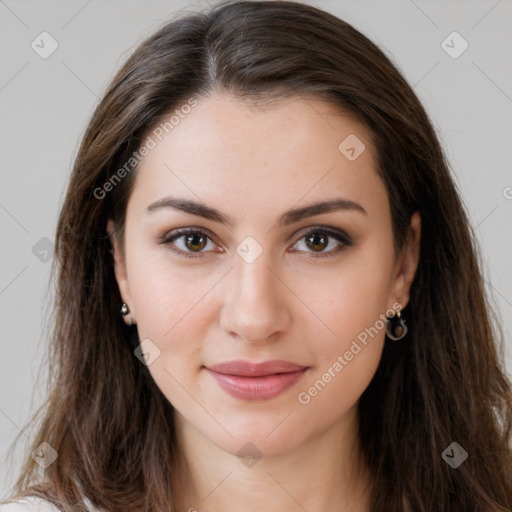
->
[388, 211, 421, 311]
[107, 219, 135, 319]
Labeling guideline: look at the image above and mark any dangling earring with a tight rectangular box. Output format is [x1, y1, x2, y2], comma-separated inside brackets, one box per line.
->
[120, 303, 133, 326]
[386, 310, 408, 340]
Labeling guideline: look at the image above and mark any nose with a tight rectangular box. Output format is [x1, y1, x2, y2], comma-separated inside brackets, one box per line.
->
[219, 253, 292, 345]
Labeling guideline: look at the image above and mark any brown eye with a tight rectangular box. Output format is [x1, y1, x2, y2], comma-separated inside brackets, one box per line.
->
[291, 227, 352, 258]
[160, 226, 352, 260]
[183, 232, 208, 252]
[305, 232, 329, 252]
[160, 228, 217, 259]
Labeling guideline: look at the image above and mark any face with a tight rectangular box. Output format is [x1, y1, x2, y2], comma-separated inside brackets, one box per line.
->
[109, 92, 420, 459]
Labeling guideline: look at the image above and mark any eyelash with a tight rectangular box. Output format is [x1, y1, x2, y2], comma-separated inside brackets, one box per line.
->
[158, 226, 353, 260]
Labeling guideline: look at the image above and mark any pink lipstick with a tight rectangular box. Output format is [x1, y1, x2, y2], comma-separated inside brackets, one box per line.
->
[205, 359, 309, 401]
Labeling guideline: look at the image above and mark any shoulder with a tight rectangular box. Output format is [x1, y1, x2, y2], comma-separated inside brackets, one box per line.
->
[0, 496, 61, 511]
[0, 495, 100, 512]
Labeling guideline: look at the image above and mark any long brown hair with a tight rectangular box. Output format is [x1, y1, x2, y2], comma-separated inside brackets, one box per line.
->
[2, 1, 511, 511]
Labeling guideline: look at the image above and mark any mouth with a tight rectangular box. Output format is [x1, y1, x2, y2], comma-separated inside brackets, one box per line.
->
[204, 359, 309, 401]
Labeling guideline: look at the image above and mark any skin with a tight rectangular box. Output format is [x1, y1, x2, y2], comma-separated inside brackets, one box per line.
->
[108, 92, 421, 512]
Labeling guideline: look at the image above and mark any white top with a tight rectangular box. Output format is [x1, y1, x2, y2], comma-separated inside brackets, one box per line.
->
[0, 496, 98, 511]
[1, 493, 411, 511]
[0, 496, 60, 511]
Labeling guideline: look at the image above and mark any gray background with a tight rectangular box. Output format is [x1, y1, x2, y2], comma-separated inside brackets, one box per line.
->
[1, 0, 511, 500]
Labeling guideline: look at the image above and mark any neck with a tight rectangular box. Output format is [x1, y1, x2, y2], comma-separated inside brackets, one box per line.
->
[171, 404, 372, 512]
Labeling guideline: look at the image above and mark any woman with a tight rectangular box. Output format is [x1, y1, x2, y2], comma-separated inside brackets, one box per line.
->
[1, 1, 511, 511]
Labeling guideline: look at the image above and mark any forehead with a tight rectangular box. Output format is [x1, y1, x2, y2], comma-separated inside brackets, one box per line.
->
[129, 92, 387, 221]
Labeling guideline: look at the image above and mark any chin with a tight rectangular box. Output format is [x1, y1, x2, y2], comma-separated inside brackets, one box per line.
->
[207, 413, 309, 460]
[217, 431, 304, 463]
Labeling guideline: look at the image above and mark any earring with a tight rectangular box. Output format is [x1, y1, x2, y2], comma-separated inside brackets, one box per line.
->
[120, 303, 134, 326]
[386, 310, 408, 340]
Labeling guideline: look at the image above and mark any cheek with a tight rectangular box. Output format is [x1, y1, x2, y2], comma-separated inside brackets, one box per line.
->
[127, 235, 205, 330]
[302, 301, 387, 416]
[294, 334, 384, 444]
[296, 270, 389, 419]
[125, 246, 208, 368]
[308, 248, 394, 355]
[296, 246, 393, 410]
[128, 260, 208, 409]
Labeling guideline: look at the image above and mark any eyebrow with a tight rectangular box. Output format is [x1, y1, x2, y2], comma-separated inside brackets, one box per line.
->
[145, 196, 367, 227]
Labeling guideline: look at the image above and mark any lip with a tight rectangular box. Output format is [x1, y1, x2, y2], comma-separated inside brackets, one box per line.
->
[205, 359, 309, 401]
